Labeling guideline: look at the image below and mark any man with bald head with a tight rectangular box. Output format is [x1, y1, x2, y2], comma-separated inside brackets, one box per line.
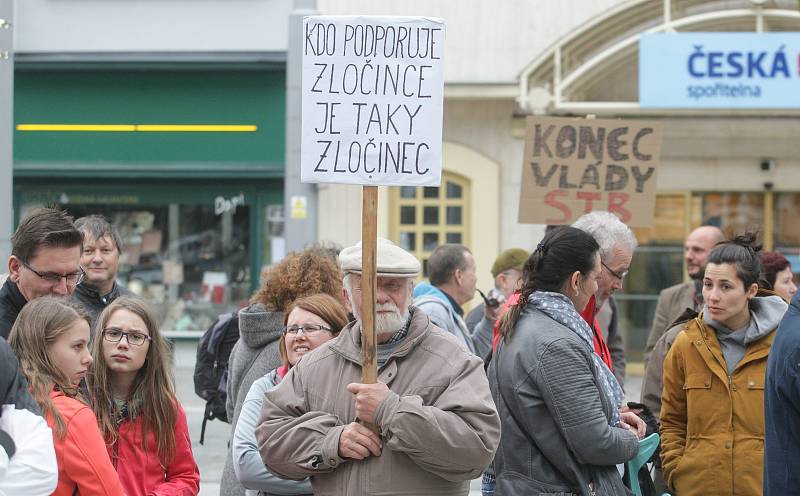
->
[643, 225, 725, 367]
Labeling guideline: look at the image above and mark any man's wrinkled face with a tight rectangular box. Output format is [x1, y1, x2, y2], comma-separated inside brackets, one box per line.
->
[9, 245, 83, 300]
[597, 244, 632, 303]
[344, 274, 413, 341]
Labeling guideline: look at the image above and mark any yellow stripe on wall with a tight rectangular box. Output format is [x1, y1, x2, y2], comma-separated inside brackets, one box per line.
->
[135, 125, 258, 132]
[16, 124, 258, 132]
[16, 124, 137, 132]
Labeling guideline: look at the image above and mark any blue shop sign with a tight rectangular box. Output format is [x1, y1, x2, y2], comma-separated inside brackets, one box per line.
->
[639, 33, 800, 108]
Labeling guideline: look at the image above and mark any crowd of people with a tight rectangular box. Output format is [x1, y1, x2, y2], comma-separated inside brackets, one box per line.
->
[0, 205, 797, 496]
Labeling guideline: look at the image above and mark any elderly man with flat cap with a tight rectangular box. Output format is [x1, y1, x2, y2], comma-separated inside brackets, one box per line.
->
[257, 238, 500, 496]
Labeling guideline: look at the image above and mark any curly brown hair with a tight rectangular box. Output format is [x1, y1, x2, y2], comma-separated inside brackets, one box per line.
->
[251, 247, 345, 312]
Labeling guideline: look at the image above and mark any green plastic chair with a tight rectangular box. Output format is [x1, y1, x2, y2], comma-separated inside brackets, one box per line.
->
[625, 432, 660, 496]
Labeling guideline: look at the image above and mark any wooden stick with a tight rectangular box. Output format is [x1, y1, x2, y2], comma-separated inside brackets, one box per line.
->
[361, 185, 378, 385]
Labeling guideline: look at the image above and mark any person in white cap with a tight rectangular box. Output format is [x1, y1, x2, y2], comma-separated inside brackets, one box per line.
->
[256, 238, 500, 496]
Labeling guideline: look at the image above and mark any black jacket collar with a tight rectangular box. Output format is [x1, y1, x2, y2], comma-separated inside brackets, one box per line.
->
[75, 281, 120, 305]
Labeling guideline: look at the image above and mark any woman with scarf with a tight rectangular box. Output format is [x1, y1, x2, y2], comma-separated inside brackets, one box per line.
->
[488, 226, 643, 496]
[89, 296, 200, 496]
[661, 234, 787, 495]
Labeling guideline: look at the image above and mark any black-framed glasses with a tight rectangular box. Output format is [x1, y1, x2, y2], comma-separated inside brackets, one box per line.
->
[601, 261, 628, 281]
[21, 260, 85, 287]
[283, 324, 332, 336]
[102, 328, 152, 346]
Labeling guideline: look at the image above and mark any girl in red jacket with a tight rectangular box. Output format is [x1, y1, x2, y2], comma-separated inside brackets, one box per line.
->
[8, 296, 125, 496]
[90, 296, 200, 496]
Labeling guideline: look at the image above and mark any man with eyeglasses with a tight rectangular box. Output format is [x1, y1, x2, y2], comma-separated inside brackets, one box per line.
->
[573, 211, 638, 386]
[257, 238, 500, 496]
[71, 215, 132, 328]
[0, 208, 84, 339]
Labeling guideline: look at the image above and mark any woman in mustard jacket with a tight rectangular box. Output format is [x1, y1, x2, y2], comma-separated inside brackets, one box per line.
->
[660, 234, 788, 496]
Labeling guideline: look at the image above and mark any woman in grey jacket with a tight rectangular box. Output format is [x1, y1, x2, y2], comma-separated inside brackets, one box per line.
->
[488, 227, 643, 496]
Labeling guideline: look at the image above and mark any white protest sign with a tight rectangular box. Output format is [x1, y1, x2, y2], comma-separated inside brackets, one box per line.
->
[301, 16, 445, 187]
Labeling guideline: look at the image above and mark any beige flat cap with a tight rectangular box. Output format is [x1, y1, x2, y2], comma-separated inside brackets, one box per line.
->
[339, 238, 421, 278]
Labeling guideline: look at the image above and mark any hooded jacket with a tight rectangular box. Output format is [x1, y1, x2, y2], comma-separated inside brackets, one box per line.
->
[108, 402, 200, 496]
[220, 303, 284, 496]
[257, 308, 500, 496]
[232, 367, 312, 496]
[764, 290, 800, 495]
[49, 389, 125, 496]
[661, 293, 787, 496]
[413, 282, 476, 354]
[0, 337, 58, 495]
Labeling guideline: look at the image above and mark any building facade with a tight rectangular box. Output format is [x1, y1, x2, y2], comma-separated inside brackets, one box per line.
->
[13, 0, 292, 331]
[312, 0, 800, 363]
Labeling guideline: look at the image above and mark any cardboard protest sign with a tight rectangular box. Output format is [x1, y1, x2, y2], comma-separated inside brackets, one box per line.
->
[518, 117, 663, 227]
[301, 16, 445, 187]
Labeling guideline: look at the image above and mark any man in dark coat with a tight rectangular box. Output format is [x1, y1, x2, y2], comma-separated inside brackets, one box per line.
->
[764, 290, 800, 495]
[0, 208, 83, 338]
[70, 215, 132, 329]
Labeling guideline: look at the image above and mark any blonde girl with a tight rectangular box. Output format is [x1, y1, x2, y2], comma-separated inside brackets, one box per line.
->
[9, 296, 124, 496]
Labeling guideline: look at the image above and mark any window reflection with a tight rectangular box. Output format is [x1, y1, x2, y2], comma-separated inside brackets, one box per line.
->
[27, 202, 252, 332]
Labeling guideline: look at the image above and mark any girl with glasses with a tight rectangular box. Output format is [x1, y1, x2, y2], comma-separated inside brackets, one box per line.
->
[89, 296, 200, 496]
[8, 296, 125, 496]
[232, 293, 348, 495]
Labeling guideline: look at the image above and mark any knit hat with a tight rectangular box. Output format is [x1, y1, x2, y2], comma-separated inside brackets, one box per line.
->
[339, 238, 421, 278]
[491, 248, 528, 278]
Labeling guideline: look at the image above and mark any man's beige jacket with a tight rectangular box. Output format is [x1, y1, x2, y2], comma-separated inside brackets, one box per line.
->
[256, 308, 500, 495]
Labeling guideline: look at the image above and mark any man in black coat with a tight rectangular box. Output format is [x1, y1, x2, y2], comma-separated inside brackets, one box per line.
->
[765, 289, 800, 495]
[0, 208, 83, 338]
[70, 215, 132, 329]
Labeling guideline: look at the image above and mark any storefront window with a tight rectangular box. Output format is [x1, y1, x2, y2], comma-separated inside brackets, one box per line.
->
[29, 202, 252, 332]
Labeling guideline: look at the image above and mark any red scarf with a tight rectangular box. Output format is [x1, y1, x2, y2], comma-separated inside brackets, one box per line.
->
[492, 292, 614, 372]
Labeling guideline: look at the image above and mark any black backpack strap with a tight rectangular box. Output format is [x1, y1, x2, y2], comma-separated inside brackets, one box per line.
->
[200, 402, 214, 445]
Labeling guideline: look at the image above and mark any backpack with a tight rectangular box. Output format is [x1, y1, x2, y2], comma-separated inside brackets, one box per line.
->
[193, 311, 240, 444]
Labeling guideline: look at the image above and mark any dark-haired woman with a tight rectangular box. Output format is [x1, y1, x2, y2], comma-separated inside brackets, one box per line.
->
[761, 251, 796, 302]
[488, 226, 643, 495]
[661, 234, 788, 496]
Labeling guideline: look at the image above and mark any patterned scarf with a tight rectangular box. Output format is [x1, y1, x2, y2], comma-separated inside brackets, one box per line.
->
[528, 291, 624, 426]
